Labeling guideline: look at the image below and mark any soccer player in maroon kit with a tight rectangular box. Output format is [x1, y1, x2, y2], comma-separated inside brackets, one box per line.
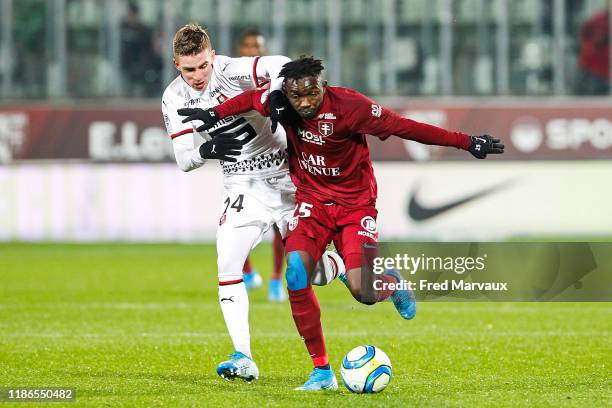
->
[178, 57, 504, 391]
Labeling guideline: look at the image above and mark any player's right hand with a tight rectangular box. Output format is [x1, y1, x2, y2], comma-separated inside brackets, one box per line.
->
[178, 107, 220, 132]
[268, 90, 290, 133]
[198, 136, 243, 162]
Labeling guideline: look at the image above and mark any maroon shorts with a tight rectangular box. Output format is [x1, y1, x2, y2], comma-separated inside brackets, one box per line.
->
[285, 198, 378, 270]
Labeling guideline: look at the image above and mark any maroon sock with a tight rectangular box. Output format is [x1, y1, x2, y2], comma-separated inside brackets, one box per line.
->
[288, 286, 329, 366]
[243, 257, 253, 274]
[272, 232, 285, 280]
[375, 274, 398, 302]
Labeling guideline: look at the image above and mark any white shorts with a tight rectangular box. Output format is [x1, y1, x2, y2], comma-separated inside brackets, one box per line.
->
[216, 172, 296, 280]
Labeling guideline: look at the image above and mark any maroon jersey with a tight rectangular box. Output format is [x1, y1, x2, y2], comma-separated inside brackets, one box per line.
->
[216, 86, 470, 207]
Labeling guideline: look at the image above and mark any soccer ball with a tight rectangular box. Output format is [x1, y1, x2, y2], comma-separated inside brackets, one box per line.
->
[340, 345, 392, 393]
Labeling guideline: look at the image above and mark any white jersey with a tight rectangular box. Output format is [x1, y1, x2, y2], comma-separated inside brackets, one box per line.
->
[162, 55, 291, 179]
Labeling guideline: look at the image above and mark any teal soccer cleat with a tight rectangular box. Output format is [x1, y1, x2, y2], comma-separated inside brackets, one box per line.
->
[338, 271, 348, 287]
[216, 352, 259, 382]
[268, 278, 286, 302]
[385, 269, 416, 320]
[295, 368, 338, 391]
[243, 270, 263, 290]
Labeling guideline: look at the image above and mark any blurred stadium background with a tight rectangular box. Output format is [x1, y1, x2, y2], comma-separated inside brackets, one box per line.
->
[0, 0, 611, 242]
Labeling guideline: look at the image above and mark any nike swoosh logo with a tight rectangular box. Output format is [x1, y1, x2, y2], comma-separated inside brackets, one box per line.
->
[220, 296, 235, 303]
[407, 179, 516, 222]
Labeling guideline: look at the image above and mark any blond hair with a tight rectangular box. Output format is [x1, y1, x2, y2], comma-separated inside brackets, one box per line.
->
[173, 23, 212, 57]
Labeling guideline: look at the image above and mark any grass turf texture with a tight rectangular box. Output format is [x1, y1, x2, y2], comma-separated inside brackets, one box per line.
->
[1, 243, 610, 407]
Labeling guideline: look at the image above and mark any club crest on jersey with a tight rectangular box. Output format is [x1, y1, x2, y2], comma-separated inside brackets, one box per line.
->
[288, 216, 299, 231]
[371, 104, 382, 118]
[318, 121, 334, 137]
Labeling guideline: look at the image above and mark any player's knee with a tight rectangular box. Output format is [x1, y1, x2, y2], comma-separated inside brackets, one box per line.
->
[217, 254, 240, 281]
[285, 251, 309, 291]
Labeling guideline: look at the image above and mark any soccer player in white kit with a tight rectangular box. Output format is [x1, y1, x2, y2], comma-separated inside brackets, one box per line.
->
[161, 24, 342, 382]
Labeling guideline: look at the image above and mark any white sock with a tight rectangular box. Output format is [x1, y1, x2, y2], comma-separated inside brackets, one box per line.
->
[218, 282, 251, 358]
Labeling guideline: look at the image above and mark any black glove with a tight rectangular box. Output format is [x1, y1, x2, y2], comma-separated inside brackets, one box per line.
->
[268, 90, 290, 133]
[468, 135, 505, 159]
[198, 135, 243, 162]
[178, 107, 220, 132]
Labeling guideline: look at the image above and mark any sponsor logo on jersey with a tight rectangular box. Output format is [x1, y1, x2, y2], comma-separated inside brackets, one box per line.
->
[185, 97, 203, 107]
[371, 104, 382, 118]
[318, 121, 334, 137]
[360, 216, 378, 233]
[357, 216, 378, 239]
[317, 113, 337, 120]
[228, 74, 251, 82]
[298, 152, 341, 177]
[298, 128, 326, 145]
[209, 86, 224, 99]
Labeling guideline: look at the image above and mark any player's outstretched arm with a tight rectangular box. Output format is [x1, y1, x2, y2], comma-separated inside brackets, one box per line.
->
[346, 91, 504, 159]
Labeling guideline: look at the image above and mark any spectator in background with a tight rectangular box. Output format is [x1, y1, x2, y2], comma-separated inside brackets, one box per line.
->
[237, 28, 267, 58]
[121, 2, 161, 96]
[577, 9, 610, 95]
[234, 28, 286, 302]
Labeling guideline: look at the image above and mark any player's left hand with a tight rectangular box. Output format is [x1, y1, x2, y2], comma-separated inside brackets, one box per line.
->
[178, 107, 220, 132]
[468, 135, 505, 159]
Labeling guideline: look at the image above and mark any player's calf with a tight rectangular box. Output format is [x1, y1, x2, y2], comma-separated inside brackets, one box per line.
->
[342, 268, 376, 305]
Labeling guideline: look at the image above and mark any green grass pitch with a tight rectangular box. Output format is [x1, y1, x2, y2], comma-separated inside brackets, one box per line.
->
[1, 243, 610, 407]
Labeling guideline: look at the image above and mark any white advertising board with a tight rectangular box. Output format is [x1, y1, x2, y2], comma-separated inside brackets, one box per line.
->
[0, 161, 611, 241]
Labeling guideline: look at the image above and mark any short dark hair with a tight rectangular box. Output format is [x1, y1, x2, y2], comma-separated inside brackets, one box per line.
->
[239, 28, 263, 43]
[279, 56, 324, 81]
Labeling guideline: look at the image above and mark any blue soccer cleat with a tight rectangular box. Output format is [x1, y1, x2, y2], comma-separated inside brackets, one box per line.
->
[216, 352, 259, 382]
[385, 269, 416, 320]
[338, 272, 348, 287]
[295, 368, 338, 391]
[243, 271, 263, 291]
[268, 278, 286, 302]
